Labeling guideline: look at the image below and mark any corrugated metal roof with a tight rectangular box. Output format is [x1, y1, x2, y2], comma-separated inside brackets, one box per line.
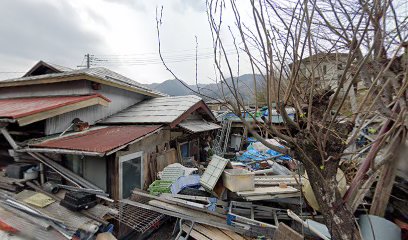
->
[102, 95, 204, 124]
[31, 125, 162, 154]
[0, 94, 110, 119]
[178, 119, 221, 133]
[0, 67, 166, 97]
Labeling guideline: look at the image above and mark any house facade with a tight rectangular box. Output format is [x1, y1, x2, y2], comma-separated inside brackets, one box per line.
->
[0, 61, 220, 202]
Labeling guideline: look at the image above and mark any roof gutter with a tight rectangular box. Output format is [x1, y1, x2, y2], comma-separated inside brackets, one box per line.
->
[18, 148, 105, 157]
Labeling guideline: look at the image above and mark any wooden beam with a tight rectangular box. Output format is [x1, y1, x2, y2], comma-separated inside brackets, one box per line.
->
[16, 97, 109, 126]
[0, 128, 19, 149]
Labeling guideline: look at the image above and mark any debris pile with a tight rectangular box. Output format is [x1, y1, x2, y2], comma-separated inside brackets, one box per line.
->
[129, 122, 406, 240]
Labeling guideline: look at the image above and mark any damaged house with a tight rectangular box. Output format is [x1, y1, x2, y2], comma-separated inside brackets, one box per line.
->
[0, 61, 220, 202]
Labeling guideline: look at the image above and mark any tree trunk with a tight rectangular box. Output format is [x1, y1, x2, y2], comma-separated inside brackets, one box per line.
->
[305, 160, 361, 240]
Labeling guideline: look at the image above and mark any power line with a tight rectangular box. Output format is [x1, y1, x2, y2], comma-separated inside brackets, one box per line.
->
[84, 46, 256, 67]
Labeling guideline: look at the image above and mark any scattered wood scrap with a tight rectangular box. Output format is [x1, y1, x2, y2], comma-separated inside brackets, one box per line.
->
[184, 223, 248, 240]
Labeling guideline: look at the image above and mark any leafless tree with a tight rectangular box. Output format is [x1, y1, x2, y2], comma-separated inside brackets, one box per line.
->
[157, 0, 407, 239]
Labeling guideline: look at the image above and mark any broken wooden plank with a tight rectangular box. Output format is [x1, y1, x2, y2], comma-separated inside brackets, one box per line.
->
[188, 223, 233, 240]
[182, 224, 210, 240]
[243, 192, 301, 201]
[237, 186, 298, 197]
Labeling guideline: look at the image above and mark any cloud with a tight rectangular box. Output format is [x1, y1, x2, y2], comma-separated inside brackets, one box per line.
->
[173, 0, 206, 13]
[103, 0, 146, 11]
[0, 0, 106, 68]
[180, 0, 206, 12]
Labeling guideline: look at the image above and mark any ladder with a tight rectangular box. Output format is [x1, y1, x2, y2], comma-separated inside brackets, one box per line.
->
[213, 119, 232, 156]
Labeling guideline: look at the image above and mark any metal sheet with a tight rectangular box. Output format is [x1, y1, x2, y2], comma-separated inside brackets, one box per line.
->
[0, 207, 66, 240]
[0, 94, 110, 119]
[103, 95, 202, 124]
[179, 119, 221, 133]
[31, 125, 162, 154]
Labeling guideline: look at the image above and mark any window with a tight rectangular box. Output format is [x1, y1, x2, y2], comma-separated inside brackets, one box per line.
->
[323, 65, 327, 74]
[119, 151, 143, 199]
[180, 142, 190, 159]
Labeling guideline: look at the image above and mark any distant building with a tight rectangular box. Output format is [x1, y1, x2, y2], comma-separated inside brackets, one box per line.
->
[292, 53, 350, 92]
[205, 99, 230, 111]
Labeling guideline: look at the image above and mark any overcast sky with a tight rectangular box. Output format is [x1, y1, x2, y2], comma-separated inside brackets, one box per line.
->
[0, 0, 252, 84]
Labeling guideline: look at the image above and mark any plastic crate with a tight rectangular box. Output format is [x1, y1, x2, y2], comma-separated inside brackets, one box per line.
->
[148, 180, 173, 195]
[222, 169, 255, 192]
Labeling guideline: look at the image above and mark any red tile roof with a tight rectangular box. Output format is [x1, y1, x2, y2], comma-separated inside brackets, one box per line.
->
[0, 94, 110, 119]
[31, 125, 162, 154]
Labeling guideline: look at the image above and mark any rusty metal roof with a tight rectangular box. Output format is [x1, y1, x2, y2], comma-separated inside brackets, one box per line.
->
[31, 125, 162, 154]
[0, 94, 110, 119]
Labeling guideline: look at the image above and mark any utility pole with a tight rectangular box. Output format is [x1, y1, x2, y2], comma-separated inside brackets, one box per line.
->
[77, 53, 91, 69]
[86, 53, 90, 68]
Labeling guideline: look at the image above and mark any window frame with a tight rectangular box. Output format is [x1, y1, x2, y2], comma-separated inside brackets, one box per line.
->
[118, 151, 143, 199]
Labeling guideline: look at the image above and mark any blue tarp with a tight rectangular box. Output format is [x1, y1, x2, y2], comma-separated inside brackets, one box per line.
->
[266, 149, 292, 161]
[237, 149, 272, 161]
[238, 143, 292, 161]
[170, 174, 201, 194]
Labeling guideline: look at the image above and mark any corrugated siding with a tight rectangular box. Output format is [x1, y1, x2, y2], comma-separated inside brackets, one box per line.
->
[45, 84, 147, 135]
[0, 80, 91, 99]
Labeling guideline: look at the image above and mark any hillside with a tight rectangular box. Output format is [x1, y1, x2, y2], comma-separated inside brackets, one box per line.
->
[144, 74, 266, 102]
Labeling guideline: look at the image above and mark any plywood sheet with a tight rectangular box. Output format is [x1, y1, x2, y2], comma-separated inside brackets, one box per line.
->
[23, 193, 55, 208]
